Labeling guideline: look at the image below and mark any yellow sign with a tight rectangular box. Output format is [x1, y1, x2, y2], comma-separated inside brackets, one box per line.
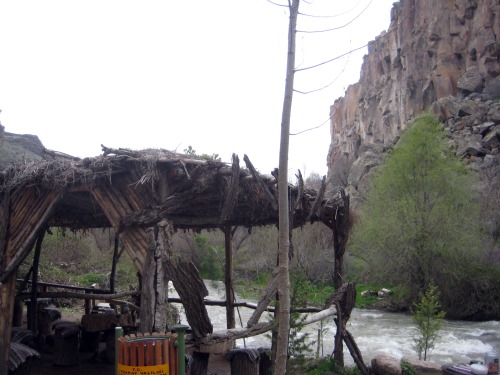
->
[117, 364, 169, 375]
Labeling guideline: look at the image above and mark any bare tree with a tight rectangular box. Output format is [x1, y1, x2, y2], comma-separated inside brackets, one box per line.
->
[275, 0, 300, 373]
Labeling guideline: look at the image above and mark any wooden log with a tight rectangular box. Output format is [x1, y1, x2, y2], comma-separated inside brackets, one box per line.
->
[53, 323, 80, 366]
[191, 351, 209, 375]
[343, 329, 371, 375]
[243, 154, 278, 210]
[196, 306, 336, 347]
[229, 349, 260, 375]
[306, 175, 326, 222]
[164, 258, 212, 338]
[258, 348, 273, 375]
[247, 268, 279, 327]
[223, 226, 235, 330]
[17, 290, 140, 302]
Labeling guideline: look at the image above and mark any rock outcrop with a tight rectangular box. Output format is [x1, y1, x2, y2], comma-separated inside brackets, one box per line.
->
[0, 124, 45, 170]
[327, 0, 500, 206]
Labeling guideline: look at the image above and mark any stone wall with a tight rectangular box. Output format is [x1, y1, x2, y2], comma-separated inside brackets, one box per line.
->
[327, 0, 500, 206]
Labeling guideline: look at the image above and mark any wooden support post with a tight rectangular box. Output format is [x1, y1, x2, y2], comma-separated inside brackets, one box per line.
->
[110, 232, 120, 294]
[0, 191, 13, 375]
[29, 230, 45, 334]
[223, 226, 235, 330]
[140, 221, 172, 333]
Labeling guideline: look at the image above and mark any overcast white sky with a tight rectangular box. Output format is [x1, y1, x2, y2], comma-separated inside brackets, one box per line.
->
[0, 1, 395, 176]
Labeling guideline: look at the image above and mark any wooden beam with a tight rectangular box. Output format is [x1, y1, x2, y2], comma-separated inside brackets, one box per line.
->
[0, 192, 61, 284]
[0, 191, 12, 375]
[243, 155, 278, 210]
[196, 305, 336, 348]
[246, 268, 279, 327]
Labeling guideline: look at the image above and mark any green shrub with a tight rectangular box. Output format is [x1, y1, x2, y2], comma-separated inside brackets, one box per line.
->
[411, 284, 445, 361]
[401, 359, 417, 375]
[307, 357, 360, 375]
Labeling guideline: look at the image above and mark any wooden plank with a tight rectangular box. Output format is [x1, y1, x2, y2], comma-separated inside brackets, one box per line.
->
[137, 341, 145, 366]
[119, 339, 126, 365]
[146, 339, 153, 366]
[154, 339, 163, 365]
[130, 341, 138, 366]
[162, 337, 169, 365]
[123, 340, 130, 366]
[169, 337, 177, 375]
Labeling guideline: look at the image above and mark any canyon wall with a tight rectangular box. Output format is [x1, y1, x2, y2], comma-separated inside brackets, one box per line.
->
[327, 0, 500, 205]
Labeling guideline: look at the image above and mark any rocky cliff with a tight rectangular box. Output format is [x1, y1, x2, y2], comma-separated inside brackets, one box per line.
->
[327, 0, 500, 206]
[0, 123, 45, 170]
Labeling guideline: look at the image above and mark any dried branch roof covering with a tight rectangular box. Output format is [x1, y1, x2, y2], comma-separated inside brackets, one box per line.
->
[0, 146, 344, 231]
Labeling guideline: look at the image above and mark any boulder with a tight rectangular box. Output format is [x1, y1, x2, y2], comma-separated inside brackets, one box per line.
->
[371, 354, 401, 375]
[402, 357, 443, 374]
[483, 76, 500, 99]
[457, 65, 484, 94]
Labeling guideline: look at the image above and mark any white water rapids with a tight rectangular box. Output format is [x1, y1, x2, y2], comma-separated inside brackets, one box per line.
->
[173, 281, 499, 366]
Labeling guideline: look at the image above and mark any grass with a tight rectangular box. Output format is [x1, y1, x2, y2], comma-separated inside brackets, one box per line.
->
[235, 272, 392, 310]
[306, 357, 361, 375]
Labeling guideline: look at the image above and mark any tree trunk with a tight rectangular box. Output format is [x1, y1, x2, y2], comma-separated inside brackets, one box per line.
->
[139, 220, 173, 333]
[275, 1, 299, 374]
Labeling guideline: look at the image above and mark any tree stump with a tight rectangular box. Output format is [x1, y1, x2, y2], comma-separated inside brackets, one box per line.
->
[258, 347, 272, 375]
[228, 349, 260, 375]
[190, 351, 209, 375]
[80, 330, 100, 353]
[53, 322, 80, 366]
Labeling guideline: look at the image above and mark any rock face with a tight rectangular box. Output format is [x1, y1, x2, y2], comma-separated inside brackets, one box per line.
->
[0, 124, 45, 170]
[327, 0, 500, 206]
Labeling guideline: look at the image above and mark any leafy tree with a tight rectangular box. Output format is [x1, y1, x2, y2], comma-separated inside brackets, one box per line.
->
[194, 234, 224, 280]
[349, 114, 484, 305]
[411, 284, 445, 361]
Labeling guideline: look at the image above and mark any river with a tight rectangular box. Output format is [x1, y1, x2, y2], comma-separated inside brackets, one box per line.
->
[174, 281, 499, 366]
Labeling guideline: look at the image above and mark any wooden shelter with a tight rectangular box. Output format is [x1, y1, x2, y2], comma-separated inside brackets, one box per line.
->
[0, 146, 350, 374]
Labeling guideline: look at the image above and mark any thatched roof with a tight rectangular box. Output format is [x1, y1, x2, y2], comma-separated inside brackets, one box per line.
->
[0, 145, 342, 232]
[0, 144, 348, 283]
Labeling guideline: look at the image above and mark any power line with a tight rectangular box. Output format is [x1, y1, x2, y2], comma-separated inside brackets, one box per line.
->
[295, 5, 415, 72]
[298, 0, 364, 18]
[297, 0, 373, 33]
[294, 48, 351, 94]
[291, 5, 416, 135]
